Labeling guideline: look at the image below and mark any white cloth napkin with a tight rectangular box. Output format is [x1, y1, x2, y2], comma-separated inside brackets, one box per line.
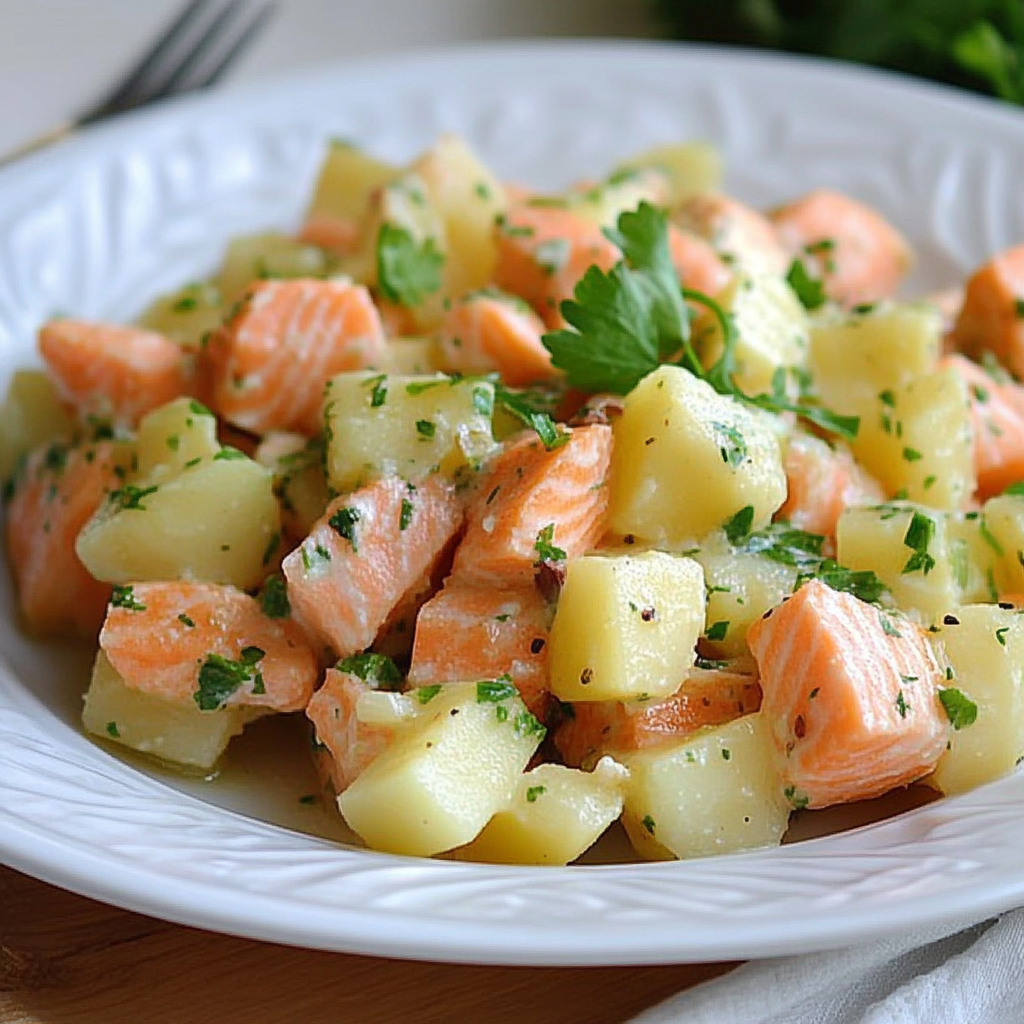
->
[631, 909, 1024, 1024]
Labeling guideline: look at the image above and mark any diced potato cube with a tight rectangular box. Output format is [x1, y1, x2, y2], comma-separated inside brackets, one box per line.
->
[412, 135, 507, 302]
[695, 536, 799, 658]
[694, 272, 809, 398]
[614, 141, 722, 205]
[609, 365, 787, 546]
[134, 397, 221, 480]
[77, 442, 281, 590]
[565, 168, 671, 229]
[929, 606, 1024, 795]
[138, 280, 223, 350]
[983, 494, 1024, 595]
[549, 551, 705, 703]
[218, 233, 332, 305]
[83, 652, 255, 770]
[849, 365, 974, 511]
[622, 713, 790, 860]
[809, 303, 942, 410]
[836, 504, 959, 623]
[453, 758, 628, 865]
[255, 431, 330, 538]
[0, 370, 76, 481]
[380, 337, 445, 375]
[305, 139, 397, 228]
[323, 371, 496, 492]
[338, 680, 544, 856]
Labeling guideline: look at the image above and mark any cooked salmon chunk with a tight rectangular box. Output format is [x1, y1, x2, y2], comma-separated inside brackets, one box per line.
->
[777, 432, 884, 540]
[953, 244, 1024, 379]
[100, 581, 318, 711]
[555, 667, 762, 768]
[944, 354, 1024, 499]
[677, 194, 789, 275]
[438, 290, 555, 386]
[39, 319, 189, 427]
[493, 204, 620, 328]
[306, 668, 394, 792]
[283, 474, 463, 658]
[5, 439, 124, 637]
[746, 579, 948, 809]
[667, 225, 733, 297]
[408, 579, 551, 717]
[770, 189, 913, 307]
[452, 424, 612, 582]
[205, 278, 386, 436]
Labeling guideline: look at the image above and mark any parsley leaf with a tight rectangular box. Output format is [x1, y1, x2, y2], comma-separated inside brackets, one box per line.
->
[259, 575, 290, 619]
[328, 506, 361, 552]
[544, 260, 660, 394]
[337, 652, 403, 691]
[376, 223, 444, 307]
[603, 200, 690, 357]
[723, 505, 755, 545]
[194, 648, 265, 712]
[939, 687, 979, 730]
[902, 511, 937, 576]
[494, 382, 568, 451]
[477, 678, 519, 703]
[786, 259, 827, 311]
[110, 585, 145, 612]
[534, 523, 567, 563]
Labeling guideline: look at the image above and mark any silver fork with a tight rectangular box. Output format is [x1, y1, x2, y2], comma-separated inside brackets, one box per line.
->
[0, 0, 276, 168]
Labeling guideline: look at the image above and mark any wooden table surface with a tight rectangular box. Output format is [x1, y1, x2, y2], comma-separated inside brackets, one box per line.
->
[0, 865, 734, 1023]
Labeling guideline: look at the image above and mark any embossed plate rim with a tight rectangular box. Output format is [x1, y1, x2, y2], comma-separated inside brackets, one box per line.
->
[2, 41, 1024, 964]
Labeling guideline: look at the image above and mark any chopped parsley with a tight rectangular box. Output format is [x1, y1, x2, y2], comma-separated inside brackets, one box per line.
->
[328, 506, 361, 552]
[476, 678, 519, 703]
[938, 688, 978, 730]
[375, 223, 444, 307]
[785, 258, 827, 310]
[513, 711, 546, 739]
[400, 496, 415, 531]
[213, 446, 247, 461]
[706, 620, 730, 641]
[337, 653, 403, 691]
[1004, 481, 1024, 497]
[996, 626, 1010, 646]
[493, 383, 568, 451]
[111, 484, 158, 511]
[901, 511, 936, 576]
[641, 814, 657, 835]
[106, 721, 120, 738]
[895, 690, 910, 719]
[259, 575, 290, 619]
[415, 419, 436, 439]
[534, 523, 566, 563]
[525, 785, 547, 803]
[979, 517, 1005, 556]
[194, 647, 265, 712]
[902, 446, 923, 462]
[416, 684, 442, 705]
[405, 380, 445, 396]
[1016, 298, 1024, 319]
[365, 373, 388, 408]
[189, 400, 213, 417]
[723, 505, 755, 545]
[110, 585, 145, 612]
[784, 785, 810, 810]
[177, 613, 196, 628]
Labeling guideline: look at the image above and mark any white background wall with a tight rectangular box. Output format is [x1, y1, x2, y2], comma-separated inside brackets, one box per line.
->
[0, 0, 654, 153]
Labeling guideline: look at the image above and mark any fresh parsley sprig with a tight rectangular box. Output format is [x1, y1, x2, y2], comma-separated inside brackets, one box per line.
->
[541, 202, 858, 441]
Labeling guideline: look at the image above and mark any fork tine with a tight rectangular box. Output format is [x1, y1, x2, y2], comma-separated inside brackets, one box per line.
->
[199, 3, 276, 88]
[159, 0, 273, 96]
[82, 0, 215, 121]
[155, 0, 250, 96]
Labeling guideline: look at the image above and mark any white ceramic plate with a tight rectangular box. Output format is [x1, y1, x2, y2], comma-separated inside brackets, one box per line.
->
[3, 42, 1024, 966]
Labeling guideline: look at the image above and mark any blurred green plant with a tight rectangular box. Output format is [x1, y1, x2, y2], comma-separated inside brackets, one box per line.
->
[655, 0, 1024, 104]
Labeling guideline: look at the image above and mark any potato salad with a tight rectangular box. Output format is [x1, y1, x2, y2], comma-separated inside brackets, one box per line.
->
[4, 132, 1024, 865]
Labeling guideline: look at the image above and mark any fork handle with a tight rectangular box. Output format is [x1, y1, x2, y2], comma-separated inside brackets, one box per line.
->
[0, 121, 77, 170]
